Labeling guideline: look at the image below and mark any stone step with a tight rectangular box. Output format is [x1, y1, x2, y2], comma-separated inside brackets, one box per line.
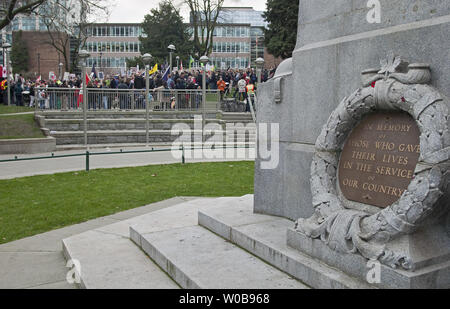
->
[130, 197, 309, 289]
[56, 142, 256, 151]
[133, 226, 308, 289]
[62, 230, 180, 289]
[197, 196, 376, 289]
[223, 115, 254, 119]
[39, 111, 253, 122]
[39, 111, 220, 120]
[44, 118, 225, 131]
[50, 130, 256, 146]
[62, 197, 219, 289]
[226, 133, 257, 137]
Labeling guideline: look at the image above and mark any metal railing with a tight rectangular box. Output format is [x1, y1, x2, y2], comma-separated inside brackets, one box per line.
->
[33, 88, 221, 112]
[0, 144, 252, 173]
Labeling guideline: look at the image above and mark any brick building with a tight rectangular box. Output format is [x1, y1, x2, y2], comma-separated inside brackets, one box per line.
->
[13, 31, 69, 80]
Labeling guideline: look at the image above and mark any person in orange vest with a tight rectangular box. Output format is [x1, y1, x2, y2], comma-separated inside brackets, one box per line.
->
[245, 81, 256, 113]
[217, 76, 226, 102]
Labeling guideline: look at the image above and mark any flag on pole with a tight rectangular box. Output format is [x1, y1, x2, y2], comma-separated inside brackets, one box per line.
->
[149, 64, 158, 76]
[36, 75, 41, 83]
[180, 60, 183, 71]
[189, 56, 194, 69]
[85, 73, 91, 84]
[49, 72, 57, 82]
[162, 66, 170, 82]
[92, 63, 97, 79]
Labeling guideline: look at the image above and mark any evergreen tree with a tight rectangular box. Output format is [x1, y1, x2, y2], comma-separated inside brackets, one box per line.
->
[140, 0, 194, 66]
[10, 31, 29, 74]
[263, 0, 299, 59]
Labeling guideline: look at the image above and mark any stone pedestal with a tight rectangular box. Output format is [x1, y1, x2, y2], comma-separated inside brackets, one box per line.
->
[255, 0, 450, 288]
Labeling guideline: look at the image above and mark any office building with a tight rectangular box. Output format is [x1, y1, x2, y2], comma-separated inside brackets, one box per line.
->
[84, 23, 144, 75]
[208, 7, 267, 69]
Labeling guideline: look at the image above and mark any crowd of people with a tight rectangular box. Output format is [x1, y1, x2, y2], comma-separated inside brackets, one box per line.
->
[0, 66, 277, 112]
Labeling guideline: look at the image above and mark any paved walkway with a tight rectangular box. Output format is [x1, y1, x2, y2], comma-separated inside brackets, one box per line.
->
[0, 112, 35, 117]
[0, 146, 255, 179]
[0, 197, 200, 289]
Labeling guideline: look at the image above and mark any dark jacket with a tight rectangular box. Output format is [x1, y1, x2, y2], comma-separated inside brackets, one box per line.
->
[134, 76, 145, 89]
[118, 82, 128, 89]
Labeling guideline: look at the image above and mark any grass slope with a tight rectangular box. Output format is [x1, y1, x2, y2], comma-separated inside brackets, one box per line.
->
[0, 105, 34, 115]
[0, 161, 254, 244]
[0, 114, 44, 139]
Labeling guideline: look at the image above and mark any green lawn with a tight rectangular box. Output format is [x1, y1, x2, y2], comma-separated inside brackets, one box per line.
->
[0, 161, 255, 244]
[0, 114, 45, 139]
[0, 105, 34, 115]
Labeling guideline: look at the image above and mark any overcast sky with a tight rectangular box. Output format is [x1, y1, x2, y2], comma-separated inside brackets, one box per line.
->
[108, 0, 267, 23]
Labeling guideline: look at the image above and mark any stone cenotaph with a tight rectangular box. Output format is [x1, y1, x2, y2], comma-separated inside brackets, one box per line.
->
[256, 0, 449, 288]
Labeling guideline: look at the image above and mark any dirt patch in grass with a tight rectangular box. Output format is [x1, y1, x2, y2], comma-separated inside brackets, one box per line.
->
[0, 114, 44, 139]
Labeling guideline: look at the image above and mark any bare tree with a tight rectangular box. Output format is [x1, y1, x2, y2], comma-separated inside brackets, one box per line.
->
[38, 0, 110, 72]
[183, 0, 224, 58]
[0, 0, 46, 31]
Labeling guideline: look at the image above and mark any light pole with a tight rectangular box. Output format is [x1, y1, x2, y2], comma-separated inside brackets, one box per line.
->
[58, 62, 63, 81]
[142, 53, 153, 147]
[37, 53, 41, 77]
[1, 43, 7, 67]
[2, 43, 11, 106]
[168, 44, 175, 76]
[255, 57, 265, 85]
[7, 60, 11, 106]
[78, 49, 90, 149]
[200, 55, 209, 144]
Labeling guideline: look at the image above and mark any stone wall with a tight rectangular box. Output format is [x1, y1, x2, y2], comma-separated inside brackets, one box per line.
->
[0, 137, 56, 154]
[255, 0, 450, 221]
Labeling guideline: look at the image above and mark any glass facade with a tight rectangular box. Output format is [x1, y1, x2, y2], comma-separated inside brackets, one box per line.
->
[210, 57, 249, 70]
[87, 56, 127, 69]
[212, 41, 250, 54]
[250, 27, 265, 63]
[219, 8, 267, 28]
[1, 13, 49, 45]
[192, 8, 267, 69]
[87, 25, 145, 38]
[213, 26, 250, 38]
[86, 41, 141, 54]
[85, 24, 143, 70]
[21, 16, 37, 31]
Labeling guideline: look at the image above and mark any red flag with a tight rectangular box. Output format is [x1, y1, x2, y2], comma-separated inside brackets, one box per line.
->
[180, 60, 183, 71]
[85, 73, 91, 84]
[36, 75, 41, 83]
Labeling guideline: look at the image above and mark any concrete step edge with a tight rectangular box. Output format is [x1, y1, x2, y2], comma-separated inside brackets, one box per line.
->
[197, 202, 376, 289]
[131, 224, 309, 289]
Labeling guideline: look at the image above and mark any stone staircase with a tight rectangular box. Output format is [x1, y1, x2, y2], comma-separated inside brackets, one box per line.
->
[62, 196, 375, 289]
[36, 111, 256, 148]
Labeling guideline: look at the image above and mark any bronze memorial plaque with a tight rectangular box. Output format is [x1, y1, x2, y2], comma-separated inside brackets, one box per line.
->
[338, 112, 421, 208]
